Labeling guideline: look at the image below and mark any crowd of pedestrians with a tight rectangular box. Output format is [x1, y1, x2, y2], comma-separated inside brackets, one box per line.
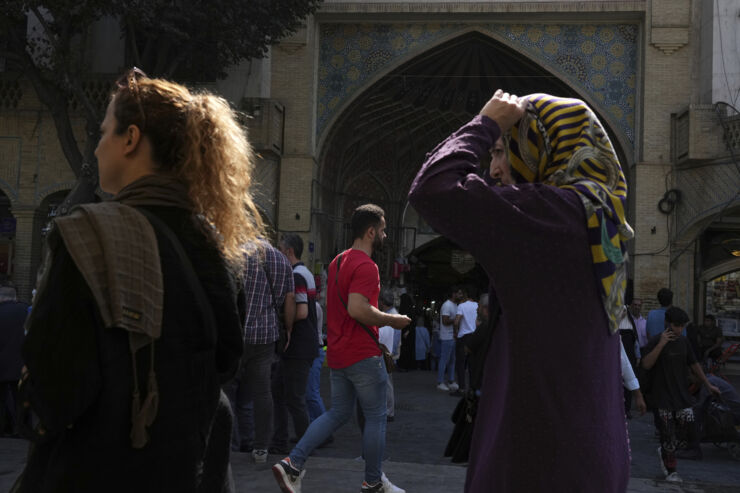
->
[1, 70, 739, 493]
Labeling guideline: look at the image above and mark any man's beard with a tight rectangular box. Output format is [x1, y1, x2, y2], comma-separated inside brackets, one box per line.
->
[372, 233, 384, 253]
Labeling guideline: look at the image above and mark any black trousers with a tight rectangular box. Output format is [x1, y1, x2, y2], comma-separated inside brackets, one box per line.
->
[271, 357, 312, 448]
[455, 337, 471, 390]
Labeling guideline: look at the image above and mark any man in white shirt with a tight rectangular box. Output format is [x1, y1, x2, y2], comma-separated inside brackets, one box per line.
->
[618, 305, 641, 418]
[453, 286, 478, 394]
[629, 298, 648, 349]
[378, 290, 399, 420]
[437, 287, 462, 391]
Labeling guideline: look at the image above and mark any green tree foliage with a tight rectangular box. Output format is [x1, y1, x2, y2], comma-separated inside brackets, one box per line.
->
[0, 0, 321, 212]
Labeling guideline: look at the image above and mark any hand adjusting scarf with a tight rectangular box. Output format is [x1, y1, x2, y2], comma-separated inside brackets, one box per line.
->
[507, 93, 634, 334]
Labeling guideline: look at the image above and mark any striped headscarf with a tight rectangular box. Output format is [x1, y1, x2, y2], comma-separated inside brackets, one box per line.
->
[507, 93, 634, 334]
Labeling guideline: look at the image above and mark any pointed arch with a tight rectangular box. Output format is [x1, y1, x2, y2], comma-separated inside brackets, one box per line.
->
[317, 26, 635, 163]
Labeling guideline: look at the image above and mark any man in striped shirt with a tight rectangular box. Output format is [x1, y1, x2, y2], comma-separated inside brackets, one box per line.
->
[273, 234, 319, 454]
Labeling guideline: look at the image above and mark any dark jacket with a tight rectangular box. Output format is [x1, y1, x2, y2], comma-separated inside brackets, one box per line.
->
[0, 300, 28, 382]
[16, 206, 243, 493]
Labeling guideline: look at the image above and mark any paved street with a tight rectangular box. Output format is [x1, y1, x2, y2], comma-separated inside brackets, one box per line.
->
[2, 369, 739, 492]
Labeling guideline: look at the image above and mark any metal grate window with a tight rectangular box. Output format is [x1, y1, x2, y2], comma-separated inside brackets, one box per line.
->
[0, 80, 22, 109]
[69, 78, 113, 115]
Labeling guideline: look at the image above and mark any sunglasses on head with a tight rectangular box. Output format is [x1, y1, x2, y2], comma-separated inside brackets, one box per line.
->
[116, 67, 149, 130]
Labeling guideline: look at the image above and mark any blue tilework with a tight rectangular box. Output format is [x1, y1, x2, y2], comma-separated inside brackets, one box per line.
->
[317, 23, 638, 144]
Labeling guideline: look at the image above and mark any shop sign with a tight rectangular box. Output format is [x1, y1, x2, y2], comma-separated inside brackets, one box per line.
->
[0, 217, 16, 234]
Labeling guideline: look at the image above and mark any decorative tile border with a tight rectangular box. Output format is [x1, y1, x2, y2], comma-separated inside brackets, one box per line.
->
[318, 23, 638, 144]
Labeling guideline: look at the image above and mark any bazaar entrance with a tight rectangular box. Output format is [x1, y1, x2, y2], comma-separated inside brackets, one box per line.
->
[316, 30, 629, 307]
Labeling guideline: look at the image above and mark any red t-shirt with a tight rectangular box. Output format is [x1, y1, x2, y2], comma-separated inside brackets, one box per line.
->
[326, 248, 381, 369]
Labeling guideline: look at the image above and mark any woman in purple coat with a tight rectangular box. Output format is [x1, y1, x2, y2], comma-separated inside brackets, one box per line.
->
[408, 90, 633, 492]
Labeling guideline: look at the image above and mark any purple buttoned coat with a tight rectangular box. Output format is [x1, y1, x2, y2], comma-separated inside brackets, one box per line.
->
[408, 116, 629, 493]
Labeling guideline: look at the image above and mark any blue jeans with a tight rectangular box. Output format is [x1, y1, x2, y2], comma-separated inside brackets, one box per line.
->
[437, 339, 456, 384]
[306, 348, 327, 421]
[290, 355, 387, 484]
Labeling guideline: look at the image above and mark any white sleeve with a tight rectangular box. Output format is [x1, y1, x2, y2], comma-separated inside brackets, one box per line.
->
[620, 339, 639, 391]
[378, 326, 394, 349]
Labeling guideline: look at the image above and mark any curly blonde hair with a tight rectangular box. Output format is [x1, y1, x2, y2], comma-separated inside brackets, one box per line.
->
[112, 73, 263, 267]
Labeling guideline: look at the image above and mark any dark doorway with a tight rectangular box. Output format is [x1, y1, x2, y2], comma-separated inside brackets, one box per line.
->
[318, 31, 627, 280]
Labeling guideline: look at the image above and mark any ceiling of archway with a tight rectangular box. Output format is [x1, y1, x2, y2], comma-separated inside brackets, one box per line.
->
[319, 31, 631, 211]
[317, 23, 638, 144]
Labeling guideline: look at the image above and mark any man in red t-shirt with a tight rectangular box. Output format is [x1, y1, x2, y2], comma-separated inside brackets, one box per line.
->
[273, 204, 410, 493]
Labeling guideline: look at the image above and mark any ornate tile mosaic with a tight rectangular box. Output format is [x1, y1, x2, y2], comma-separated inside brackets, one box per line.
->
[318, 23, 638, 144]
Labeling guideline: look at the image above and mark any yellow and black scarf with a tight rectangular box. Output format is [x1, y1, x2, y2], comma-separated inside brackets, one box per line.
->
[508, 93, 634, 333]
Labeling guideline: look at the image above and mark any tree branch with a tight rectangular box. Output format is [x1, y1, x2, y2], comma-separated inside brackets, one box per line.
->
[29, 6, 62, 57]
[15, 45, 83, 176]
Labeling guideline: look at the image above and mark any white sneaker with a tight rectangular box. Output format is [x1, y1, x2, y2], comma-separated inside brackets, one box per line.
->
[252, 448, 268, 463]
[665, 472, 683, 482]
[448, 382, 459, 391]
[381, 473, 405, 493]
[437, 382, 450, 391]
[272, 457, 305, 493]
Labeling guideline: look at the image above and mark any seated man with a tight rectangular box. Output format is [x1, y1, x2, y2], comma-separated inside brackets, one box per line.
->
[697, 314, 724, 366]
[695, 374, 740, 425]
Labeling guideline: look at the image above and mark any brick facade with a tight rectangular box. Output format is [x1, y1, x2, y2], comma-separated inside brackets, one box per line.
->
[2, 1, 738, 321]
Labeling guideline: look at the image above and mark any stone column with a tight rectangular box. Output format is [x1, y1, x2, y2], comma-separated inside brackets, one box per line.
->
[12, 206, 37, 302]
[270, 21, 318, 236]
[632, 162, 672, 309]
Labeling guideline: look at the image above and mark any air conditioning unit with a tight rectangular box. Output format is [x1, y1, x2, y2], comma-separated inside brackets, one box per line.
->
[672, 105, 726, 164]
[240, 98, 285, 158]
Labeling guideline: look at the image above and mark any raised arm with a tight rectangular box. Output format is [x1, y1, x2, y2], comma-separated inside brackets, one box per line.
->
[641, 330, 674, 370]
[408, 92, 527, 272]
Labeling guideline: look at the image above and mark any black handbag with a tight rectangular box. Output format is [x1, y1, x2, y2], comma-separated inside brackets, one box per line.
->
[335, 252, 394, 374]
[444, 298, 500, 463]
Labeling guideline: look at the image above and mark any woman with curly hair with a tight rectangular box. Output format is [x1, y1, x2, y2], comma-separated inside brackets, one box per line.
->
[14, 68, 263, 493]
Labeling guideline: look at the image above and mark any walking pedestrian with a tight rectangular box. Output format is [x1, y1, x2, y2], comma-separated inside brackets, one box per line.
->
[378, 289, 399, 421]
[646, 288, 673, 339]
[618, 305, 641, 418]
[272, 234, 319, 451]
[14, 68, 261, 492]
[436, 287, 460, 391]
[225, 238, 295, 462]
[641, 307, 721, 482]
[0, 285, 28, 436]
[453, 286, 477, 394]
[409, 89, 633, 492]
[305, 300, 327, 422]
[272, 204, 410, 493]
[414, 315, 431, 370]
